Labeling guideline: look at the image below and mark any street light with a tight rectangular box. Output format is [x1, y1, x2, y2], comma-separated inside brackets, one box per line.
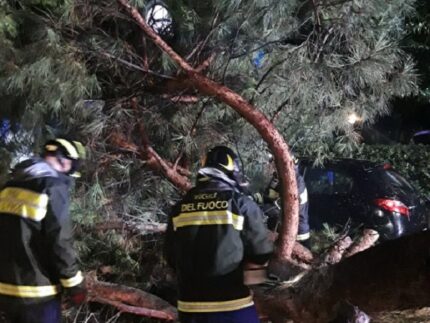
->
[347, 112, 361, 125]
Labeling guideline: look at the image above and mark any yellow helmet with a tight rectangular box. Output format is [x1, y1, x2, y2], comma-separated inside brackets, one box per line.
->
[44, 138, 86, 176]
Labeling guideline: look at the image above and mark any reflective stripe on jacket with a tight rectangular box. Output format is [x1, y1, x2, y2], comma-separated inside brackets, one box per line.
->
[0, 158, 83, 303]
[262, 166, 310, 239]
[165, 168, 273, 312]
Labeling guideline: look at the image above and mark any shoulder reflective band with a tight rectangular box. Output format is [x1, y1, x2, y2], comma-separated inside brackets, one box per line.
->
[55, 138, 79, 159]
[178, 296, 254, 313]
[60, 271, 84, 288]
[173, 210, 244, 231]
[0, 282, 58, 298]
[0, 187, 48, 221]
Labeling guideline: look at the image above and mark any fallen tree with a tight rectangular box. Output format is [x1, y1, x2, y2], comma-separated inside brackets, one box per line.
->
[117, 0, 300, 261]
[84, 230, 430, 322]
[77, 2, 430, 321]
[254, 230, 430, 322]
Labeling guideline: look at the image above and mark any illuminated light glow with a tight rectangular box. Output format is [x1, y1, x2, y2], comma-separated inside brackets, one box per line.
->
[347, 113, 361, 125]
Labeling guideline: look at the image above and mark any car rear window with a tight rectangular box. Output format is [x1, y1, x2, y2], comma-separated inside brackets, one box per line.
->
[305, 167, 354, 195]
[369, 169, 417, 196]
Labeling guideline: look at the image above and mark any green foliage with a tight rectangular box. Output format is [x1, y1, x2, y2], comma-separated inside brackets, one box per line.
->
[294, 142, 430, 197]
[309, 224, 340, 254]
[0, 1, 428, 321]
[76, 230, 142, 280]
[0, 0, 101, 157]
[354, 144, 430, 197]
[403, 0, 430, 101]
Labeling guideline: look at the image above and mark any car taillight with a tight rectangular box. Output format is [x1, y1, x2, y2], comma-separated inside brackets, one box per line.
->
[374, 198, 410, 217]
[382, 163, 392, 170]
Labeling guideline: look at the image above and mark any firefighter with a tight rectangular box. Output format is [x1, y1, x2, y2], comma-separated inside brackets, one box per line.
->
[0, 138, 87, 323]
[164, 146, 273, 323]
[255, 156, 311, 249]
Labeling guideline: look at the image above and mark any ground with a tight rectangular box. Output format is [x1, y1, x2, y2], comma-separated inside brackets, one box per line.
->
[374, 308, 430, 323]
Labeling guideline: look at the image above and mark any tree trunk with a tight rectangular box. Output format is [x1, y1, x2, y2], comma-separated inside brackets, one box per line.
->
[117, 0, 299, 259]
[85, 232, 430, 322]
[254, 231, 430, 322]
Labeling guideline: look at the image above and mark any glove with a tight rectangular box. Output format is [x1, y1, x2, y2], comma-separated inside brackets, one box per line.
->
[63, 283, 87, 307]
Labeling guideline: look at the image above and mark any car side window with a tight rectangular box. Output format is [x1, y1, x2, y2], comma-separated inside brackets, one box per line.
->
[305, 167, 354, 195]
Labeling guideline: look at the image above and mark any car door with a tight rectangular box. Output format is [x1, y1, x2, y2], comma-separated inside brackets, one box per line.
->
[303, 164, 357, 231]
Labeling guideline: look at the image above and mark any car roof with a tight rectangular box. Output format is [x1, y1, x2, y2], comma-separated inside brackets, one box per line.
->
[299, 157, 383, 171]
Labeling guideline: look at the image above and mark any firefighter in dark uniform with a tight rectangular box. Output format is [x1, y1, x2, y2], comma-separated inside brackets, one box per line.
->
[255, 156, 311, 248]
[165, 146, 273, 323]
[0, 138, 87, 323]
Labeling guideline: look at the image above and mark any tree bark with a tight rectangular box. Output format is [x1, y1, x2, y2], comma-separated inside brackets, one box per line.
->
[343, 229, 379, 258]
[86, 273, 178, 321]
[117, 0, 299, 259]
[84, 232, 430, 322]
[254, 231, 430, 322]
[322, 235, 353, 265]
[108, 129, 192, 191]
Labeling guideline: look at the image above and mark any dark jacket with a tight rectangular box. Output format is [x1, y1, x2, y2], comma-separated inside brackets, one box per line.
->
[165, 167, 273, 313]
[0, 158, 83, 304]
[263, 166, 310, 240]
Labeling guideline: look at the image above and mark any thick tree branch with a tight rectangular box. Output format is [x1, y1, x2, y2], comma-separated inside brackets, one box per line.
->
[195, 53, 216, 73]
[118, 0, 299, 259]
[86, 273, 177, 321]
[322, 235, 353, 265]
[343, 229, 380, 258]
[108, 130, 192, 191]
[85, 230, 430, 322]
[254, 231, 430, 322]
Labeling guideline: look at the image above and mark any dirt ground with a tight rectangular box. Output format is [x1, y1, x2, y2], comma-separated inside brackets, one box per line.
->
[373, 308, 430, 323]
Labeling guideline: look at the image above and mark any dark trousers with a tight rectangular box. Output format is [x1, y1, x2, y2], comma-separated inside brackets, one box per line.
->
[179, 304, 260, 323]
[0, 297, 61, 323]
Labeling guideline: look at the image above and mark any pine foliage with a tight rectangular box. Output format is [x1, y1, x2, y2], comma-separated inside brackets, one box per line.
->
[0, 0, 100, 153]
[403, 0, 430, 101]
[0, 1, 426, 321]
[208, 0, 419, 157]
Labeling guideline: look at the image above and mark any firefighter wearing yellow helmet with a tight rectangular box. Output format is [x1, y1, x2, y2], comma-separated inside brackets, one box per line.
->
[165, 146, 273, 323]
[0, 138, 86, 323]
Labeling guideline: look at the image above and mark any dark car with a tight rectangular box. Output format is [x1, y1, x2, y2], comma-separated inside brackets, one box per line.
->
[412, 130, 430, 145]
[299, 158, 429, 240]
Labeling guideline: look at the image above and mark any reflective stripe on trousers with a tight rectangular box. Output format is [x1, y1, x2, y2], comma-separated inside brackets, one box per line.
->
[0, 282, 59, 298]
[178, 296, 253, 313]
